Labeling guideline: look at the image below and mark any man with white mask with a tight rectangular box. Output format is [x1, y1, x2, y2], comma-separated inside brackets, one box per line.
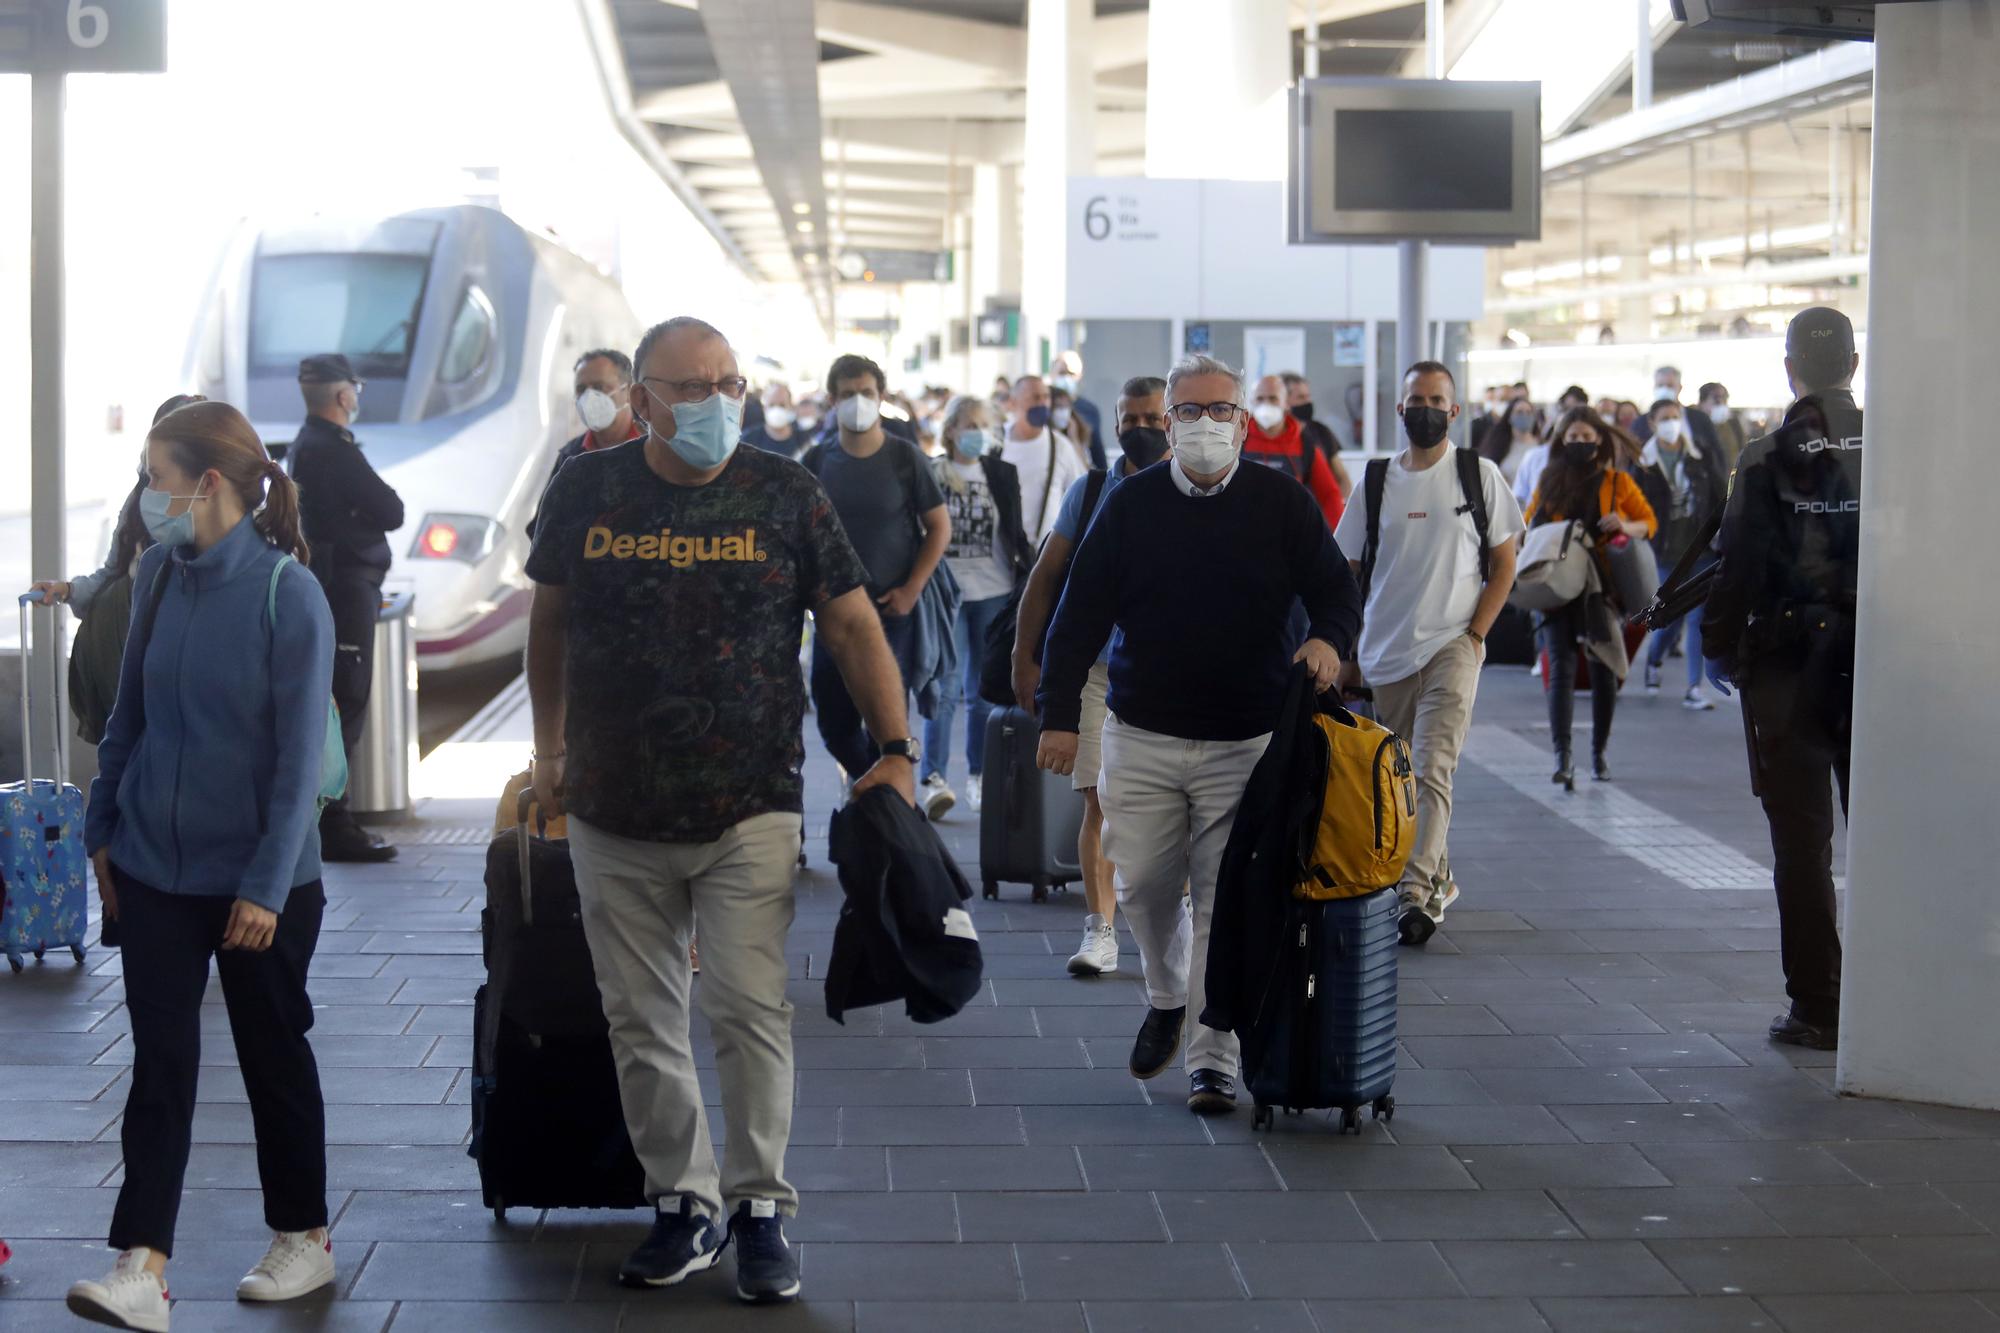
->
[526, 317, 917, 1305]
[1637, 363, 1723, 458]
[1243, 372, 1346, 529]
[743, 381, 803, 457]
[1034, 353, 1363, 1116]
[1001, 372, 1089, 543]
[528, 349, 642, 539]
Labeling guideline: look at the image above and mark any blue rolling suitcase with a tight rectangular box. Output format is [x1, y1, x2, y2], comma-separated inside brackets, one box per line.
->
[1244, 886, 1398, 1134]
[2, 595, 89, 973]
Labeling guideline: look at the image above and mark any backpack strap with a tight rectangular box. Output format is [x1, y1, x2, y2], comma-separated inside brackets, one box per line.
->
[267, 553, 293, 627]
[1358, 457, 1390, 602]
[1079, 467, 1108, 529]
[1453, 447, 1492, 583]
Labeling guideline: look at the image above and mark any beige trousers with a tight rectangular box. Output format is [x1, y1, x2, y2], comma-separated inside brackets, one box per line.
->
[1371, 633, 1483, 917]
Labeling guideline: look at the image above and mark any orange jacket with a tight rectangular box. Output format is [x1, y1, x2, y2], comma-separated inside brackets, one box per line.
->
[1241, 416, 1345, 530]
[1528, 468, 1658, 538]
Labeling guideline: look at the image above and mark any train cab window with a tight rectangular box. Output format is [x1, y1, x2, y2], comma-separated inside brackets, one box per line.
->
[440, 285, 495, 384]
[250, 252, 429, 378]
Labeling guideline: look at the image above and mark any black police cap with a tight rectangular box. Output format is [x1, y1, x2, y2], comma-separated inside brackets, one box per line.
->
[1785, 307, 1855, 363]
[298, 353, 358, 384]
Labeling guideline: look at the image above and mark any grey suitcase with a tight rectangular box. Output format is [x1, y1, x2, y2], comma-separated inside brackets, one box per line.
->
[978, 706, 1085, 903]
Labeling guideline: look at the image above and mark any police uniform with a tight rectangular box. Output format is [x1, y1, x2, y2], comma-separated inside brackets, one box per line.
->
[289, 354, 406, 860]
[1702, 308, 1862, 1048]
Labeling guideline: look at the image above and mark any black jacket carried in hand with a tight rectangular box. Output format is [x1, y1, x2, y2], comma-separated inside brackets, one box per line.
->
[288, 414, 406, 585]
[825, 787, 984, 1025]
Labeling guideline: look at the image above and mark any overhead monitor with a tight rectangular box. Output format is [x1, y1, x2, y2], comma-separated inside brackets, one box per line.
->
[1671, 0, 1935, 41]
[1288, 79, 1542, 245]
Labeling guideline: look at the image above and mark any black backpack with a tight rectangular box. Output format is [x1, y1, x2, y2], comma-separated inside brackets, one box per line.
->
[1358, 448, 1491, 602]
[977, 468, 1108, 709]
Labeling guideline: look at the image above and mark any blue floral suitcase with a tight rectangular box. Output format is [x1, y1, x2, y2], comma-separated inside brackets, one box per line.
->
[2, 594, 88, 972]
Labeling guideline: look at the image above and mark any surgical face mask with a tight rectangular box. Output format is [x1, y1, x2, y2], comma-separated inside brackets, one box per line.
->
[1509, 410, 1536, 432]
[1118, 425, 1170, 469]
[1562, 440, 1599, 467]
[1049, 375, 1077, 395]
[1051, 406, 1073, 431]
[345, 386, 363, 420]
[1172, 415, 1239, 475]
[577, 388, 620, 434]
[139, 484, 207, 548]
[1400, 405, 1451, 449]
[1290, 401, 1315, 424]
[764, 405, 795, 430]
[797, 410, 821, 433]
[837, 393, 880, 434]
[1025, 404, 1051, 431]
[1654, 383, 1679, 403]
[1251, 402, 1287, 434]
[955, 426, 992, 457]
[648, 388, 742, 470]
[1707, 403, 1732, 425]
[1654, 417, 1685, 445]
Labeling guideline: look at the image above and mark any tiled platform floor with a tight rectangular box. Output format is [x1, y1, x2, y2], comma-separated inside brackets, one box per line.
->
[4, 666, 1997, 1332]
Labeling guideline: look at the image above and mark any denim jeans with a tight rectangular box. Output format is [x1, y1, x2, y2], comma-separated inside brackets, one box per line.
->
[1645, 602, 1706, 690]
[812, 610, 916, 781]
[922, 592, 1009, 784]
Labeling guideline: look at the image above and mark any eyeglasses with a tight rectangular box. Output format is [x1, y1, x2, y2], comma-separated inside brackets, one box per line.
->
[641, 376, 749, 401]
[1170, 401, 1242, 424]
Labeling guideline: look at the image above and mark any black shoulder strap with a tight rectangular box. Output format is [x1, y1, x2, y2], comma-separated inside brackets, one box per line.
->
[134, 557, 172, 659]
[1079, 467, 1108, 529]
[1358, 457, 1390, 602]
[800, 442, 824, 477]
[1454, 448, 1492, 583]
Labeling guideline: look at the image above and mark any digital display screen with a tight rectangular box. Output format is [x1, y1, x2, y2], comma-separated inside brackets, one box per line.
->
[1333, 109, 1515, 212]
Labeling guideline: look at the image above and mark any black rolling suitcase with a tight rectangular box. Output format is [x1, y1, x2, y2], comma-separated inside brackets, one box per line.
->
[1244, 887, 1400, 1135]
[977, 706, 1085, 903]
[469, 794, 645, 1221]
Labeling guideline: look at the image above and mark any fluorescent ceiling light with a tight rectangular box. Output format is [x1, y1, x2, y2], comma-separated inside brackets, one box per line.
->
[1451, 0, 1672, 137]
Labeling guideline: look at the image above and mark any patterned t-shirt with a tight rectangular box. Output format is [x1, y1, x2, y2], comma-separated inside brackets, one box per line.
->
[525, 442, 868, 843]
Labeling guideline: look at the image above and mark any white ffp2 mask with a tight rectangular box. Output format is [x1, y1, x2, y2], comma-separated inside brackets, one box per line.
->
[1251, 403, 1287, 434]
[837, 394, 880, 433]
[1172, 416, 1239, 476]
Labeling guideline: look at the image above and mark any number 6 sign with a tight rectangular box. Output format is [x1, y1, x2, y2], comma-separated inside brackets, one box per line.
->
[1, 0, 167, 74]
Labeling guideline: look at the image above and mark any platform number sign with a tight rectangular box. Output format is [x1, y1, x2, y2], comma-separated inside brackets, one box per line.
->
[1084, 196, 1111, 241]
[0, 0, 167, 74]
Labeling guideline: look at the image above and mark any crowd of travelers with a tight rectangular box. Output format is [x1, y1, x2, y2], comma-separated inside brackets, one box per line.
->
[35, 304, 1861, 1326]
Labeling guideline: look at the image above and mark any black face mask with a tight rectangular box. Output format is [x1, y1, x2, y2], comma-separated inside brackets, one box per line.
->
[1562, 441, 1599, 467]
[1400, 405, 1450, 449]
[1118, 426, 1170, 469]
[1289, 402, 1315, 424]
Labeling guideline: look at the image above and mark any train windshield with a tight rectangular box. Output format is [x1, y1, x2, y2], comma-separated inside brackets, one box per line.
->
[249, 252, 430, 378]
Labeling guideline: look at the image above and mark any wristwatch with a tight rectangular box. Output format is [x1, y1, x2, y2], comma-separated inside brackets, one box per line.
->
[879, 737, 923, 766]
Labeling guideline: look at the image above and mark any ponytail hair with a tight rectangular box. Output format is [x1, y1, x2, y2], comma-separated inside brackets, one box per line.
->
[147, 400, 311, 564]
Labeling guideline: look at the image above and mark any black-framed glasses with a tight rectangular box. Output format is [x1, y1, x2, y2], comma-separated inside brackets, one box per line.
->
[1170, 401, 1241, 424]
[642, 375, 749, 401]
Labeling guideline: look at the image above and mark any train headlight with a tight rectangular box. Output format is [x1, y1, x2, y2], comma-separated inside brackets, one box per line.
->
[410, 514, 501, 564]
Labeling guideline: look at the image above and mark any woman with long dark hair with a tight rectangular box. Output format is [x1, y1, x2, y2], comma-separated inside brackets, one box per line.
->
[1526, 406, 1657, 787]
[1480, 394, 1544, 485]
[67, 400, 339, 1329]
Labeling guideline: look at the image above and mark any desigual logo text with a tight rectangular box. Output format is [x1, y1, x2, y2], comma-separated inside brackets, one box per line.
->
[582, 527, 768, 567]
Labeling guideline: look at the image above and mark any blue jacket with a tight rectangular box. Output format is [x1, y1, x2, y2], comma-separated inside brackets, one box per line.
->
[86, 517, 336, 911]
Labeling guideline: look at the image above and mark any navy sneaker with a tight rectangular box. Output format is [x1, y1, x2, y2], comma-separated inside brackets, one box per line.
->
[728, 1200, 800, 1304]
[619, 1197, 724, 1288]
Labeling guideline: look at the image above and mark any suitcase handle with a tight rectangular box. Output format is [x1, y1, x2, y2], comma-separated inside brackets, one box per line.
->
[514, 787, 550, 926]
[16, 592, 67, 787]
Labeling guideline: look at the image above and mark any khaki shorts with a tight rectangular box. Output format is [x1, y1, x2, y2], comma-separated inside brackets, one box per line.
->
[1072, 661, 1112, 791]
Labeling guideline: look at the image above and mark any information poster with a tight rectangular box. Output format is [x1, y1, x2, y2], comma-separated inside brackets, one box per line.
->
[1243, 326, 1307, 383]
[1333, 322, 1366, 367]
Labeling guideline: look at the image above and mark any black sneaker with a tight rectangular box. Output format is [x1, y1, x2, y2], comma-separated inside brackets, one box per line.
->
[619, 1197, 724, 1288]
[1187, 1069, 1237, 1115]
[1769, 1012, 1839, 1051]
[1129, 1005, 1186, 1080]
[1398, 905, 1437, 948]
[728, 1200, 800, 1304]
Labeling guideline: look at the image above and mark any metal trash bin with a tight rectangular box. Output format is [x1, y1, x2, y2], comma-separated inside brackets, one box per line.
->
[349, 592, 418, 822]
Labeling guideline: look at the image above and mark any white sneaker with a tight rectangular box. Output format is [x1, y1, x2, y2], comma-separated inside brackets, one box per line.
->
[1682, 688, 1715, 712]
[1067, 916, 1119, 976]
[235, 1231, 335, 1303]
[67, 1249, 171, 1332]
[966, 774, 983, 813]
[920, 774, 957, 822]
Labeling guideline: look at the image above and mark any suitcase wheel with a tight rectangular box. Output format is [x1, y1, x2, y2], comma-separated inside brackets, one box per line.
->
[7, 957, 20, 974]
[982, 880, 999, 901]
[1372, 1095, 1396, 1123]
[1252, 1104, 1274, 1132]
[1031, 877, 1049, 904]
[33, 946, 45, 962]
[1339, 1107, 1363, 1135]
[70, 944, 85, 964]
[493, 1206, 508, 1223]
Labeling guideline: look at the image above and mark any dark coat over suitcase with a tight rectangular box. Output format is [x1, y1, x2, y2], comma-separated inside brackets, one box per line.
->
[825, 786, 984, 1025]
[977, 706, 1085, 902]
[469, 798, 644, 1219]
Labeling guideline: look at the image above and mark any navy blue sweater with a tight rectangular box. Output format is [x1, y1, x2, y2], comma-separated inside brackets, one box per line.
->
[1038, 461, 1363, 742]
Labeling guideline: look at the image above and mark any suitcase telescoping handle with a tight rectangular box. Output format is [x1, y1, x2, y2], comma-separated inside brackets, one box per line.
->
[17, 592, 68, 787]
[514, 787, 552, 926]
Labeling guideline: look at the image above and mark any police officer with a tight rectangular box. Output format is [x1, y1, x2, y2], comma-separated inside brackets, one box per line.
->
[290, 354, 406, 863]
[1701, 307, 1862, 1052]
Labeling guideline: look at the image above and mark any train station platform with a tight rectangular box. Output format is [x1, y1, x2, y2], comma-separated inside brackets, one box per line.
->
[4, 666, 1998, 1333]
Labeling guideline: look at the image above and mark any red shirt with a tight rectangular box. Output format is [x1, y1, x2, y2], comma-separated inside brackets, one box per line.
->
[1241, 416, 1345, 531]
[583, 421, 644, 452]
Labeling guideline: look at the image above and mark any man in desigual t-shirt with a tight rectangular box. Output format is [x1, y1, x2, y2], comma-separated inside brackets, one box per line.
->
[525, 316, 916, 1306]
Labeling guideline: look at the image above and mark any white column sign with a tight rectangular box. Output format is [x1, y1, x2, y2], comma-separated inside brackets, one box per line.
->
[1065, 178, 1201, 319]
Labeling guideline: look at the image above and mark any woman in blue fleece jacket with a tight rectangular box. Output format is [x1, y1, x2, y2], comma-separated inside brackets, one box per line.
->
[68, 401, 340, 1330]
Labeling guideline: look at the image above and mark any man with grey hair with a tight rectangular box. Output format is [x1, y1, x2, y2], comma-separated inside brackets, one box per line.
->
[1035, 353, 1363, 1115]
[1639, 363, 1722, 457]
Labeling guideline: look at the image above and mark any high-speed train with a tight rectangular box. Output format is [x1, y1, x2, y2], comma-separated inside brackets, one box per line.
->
[185, 205, 640, 671]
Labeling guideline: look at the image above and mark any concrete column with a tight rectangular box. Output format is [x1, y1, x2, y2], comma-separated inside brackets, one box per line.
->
[1144, 0, 1289, 181]
[1838, 0, 2000, 1112]
[1022, 0, 1095, 369]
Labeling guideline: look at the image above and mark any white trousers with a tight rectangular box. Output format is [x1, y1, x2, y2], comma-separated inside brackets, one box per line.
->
[1098, 715, 1272, 1079]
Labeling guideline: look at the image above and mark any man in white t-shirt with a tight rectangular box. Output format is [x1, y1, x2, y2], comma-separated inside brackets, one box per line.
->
[1333, 360, 1523, 947]
[1000, 373, 1089, 543]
